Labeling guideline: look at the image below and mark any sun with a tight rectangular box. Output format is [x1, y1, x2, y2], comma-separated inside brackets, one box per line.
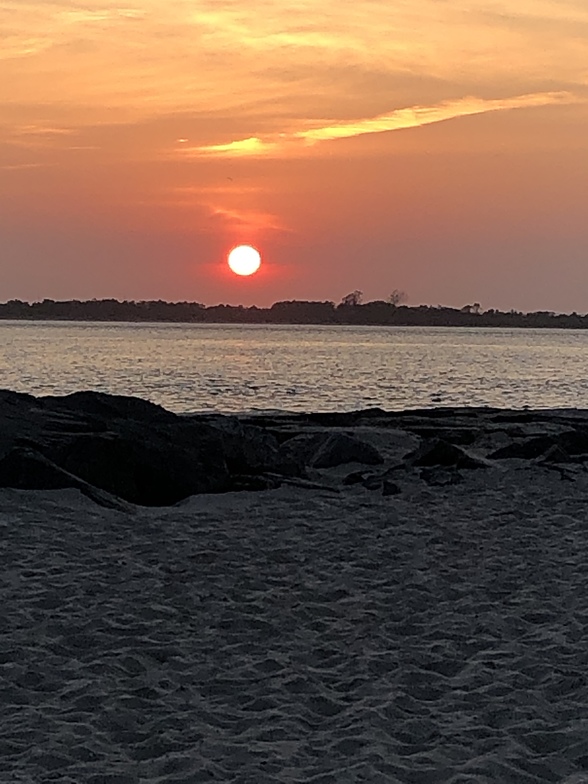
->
[227, 245, 261, 276]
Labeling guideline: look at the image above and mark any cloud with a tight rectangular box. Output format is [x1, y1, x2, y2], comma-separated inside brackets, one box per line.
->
[0, 162, 53, 171]
[2, 0, 587, 119]
[2, 0, 587, 175]
[189, 137, 278, 157]
[207, 205, 288, 233]
[295, 91, 579, 142]
[183, 90, 581, 157]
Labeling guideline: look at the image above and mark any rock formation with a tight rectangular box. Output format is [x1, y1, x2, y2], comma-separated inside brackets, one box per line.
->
[0, 390, 587, 506]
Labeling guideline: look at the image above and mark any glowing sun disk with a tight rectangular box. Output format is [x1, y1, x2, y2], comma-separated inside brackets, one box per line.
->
[228, 245, 261, 276]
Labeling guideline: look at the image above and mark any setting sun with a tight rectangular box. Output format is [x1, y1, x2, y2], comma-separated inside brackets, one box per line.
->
[227, 245, 261, 277]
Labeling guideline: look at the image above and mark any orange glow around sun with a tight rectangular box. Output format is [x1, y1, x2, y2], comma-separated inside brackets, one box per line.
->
[227, 245, 261, 276]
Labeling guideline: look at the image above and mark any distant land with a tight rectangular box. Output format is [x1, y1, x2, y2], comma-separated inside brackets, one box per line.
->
[1, 298, 587, 329]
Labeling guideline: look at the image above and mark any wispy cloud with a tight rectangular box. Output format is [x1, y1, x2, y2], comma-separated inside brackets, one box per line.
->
[0, 162, 52, 171]
[3, 124, 82, 150]
[2, 0, 587, 119]
[207, 205, 288, 233]
[15, 125, 76, 136]
[295, 91, 579, 142]
[184, 90, 581, 158]
[152, 185, 287, 234]
[190, 137, 279, 157]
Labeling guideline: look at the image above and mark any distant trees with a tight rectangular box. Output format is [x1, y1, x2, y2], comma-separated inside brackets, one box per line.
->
[341, 289, 407, 308]
[460, 303, 481, 315]
[270, 300, 336, 324]
[340, 290, 363, 307]
[0, 297, 586, 329]
[387, 289, 407, 307]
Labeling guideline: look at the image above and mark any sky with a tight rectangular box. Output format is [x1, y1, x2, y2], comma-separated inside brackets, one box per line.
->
[1, 0, 587, 311]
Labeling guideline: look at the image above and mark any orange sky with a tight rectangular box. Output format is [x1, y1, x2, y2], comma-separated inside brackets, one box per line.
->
[1, 0, 587, 311]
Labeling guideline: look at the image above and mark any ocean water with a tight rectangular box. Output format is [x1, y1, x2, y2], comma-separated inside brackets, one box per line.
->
[1, 320, 588, 414]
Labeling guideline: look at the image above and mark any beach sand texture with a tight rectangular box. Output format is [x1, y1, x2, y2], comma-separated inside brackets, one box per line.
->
[3, 461, 588, 782]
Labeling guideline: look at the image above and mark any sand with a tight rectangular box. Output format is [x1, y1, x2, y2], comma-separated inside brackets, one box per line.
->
[3, 462, 588, 783]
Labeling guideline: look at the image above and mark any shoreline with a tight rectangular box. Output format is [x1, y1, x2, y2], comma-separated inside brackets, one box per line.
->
[2, 315, 588, 330]
[2, 388, 588, 505]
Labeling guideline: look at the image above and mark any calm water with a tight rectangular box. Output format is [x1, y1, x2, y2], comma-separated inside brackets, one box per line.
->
[1, 321, 587, 414]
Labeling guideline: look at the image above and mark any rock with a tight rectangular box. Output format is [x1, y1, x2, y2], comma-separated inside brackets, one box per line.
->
[403, 426, 479, 445]
[229, 474, 282, 492]
[361, 474, 385, 491]
[0, 390, 37, 407]
[0, 390, 316, 504]
[538, 444, 574, 464]
[555, 430, 588, 456]
[0, 446, 81, 491]
[41, 390, 178, 424]
[489, 436, 556, 460]
[279, 431, 383, 469]
[405, 438, 491, 469]
[206, 417, 304, 477]
[421, 467, 463, 486]
[382, 479, 401, 496]
[8, 394, 235, 506]
[279, 433, 330, 469]
[12, 389, 588, 506]
[311, 433, 384, 469]
[342, 470, 370, 486]
[342, 470, 398, 494]
[491, 411, 550, 424]
[47, 427, 230, 506]
[0, 447, 132, 511]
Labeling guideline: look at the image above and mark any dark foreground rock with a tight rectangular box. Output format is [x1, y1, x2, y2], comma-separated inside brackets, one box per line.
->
[405, 438, 493, 469]
[0, 390, 587, 506]
[280, 431, 383, 469]
[0, 391, 295, 506]
[0, 447, 133, 511]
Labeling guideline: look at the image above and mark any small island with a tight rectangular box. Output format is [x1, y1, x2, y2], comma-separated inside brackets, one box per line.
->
[0, 293, 586, 329]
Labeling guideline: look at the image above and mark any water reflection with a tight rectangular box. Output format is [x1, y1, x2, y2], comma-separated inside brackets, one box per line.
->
[0, 321, 586, 413]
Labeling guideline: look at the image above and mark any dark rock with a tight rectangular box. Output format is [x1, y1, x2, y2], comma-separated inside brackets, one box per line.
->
[1, 391, 235, 505]
[9, 389, 588, 506]
[362, 474, 384, 490]
[404, 427, 479, 445]
[279, 432, 330, 469]
[538, 445, 573, 464]
[229, 474, 282, 492]
[0, 390, 314, 504]
[0, 390, 37, 407]
[489, 436, 556, 460]
[343, 470, 370, 486]
[0, 446, 81, 491]
[0, 447, 132, 510]
[207, 417, 303, 477]
[47, 427, 230, 506]
[343, 470, 397, 493]
[352, 407, 389, 418]
[421, 467, 463, 486]
[41, 390, 178, 424]
[393, 407, 486, 419]
[556, 430, 588, 456]
[491, 412, 551, 424]
[311, 433, 384, 469]
[279, 431, 383, 469]
[406, 438, 491, 469]
[306, 412, 361, 427]
[382, 479, 402, 496]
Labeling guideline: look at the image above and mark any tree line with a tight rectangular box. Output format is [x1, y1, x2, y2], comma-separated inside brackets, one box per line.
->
[0, 294, 585, 329]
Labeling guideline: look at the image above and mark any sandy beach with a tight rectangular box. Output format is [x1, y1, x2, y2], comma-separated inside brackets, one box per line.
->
[3, 437, 588, 783]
